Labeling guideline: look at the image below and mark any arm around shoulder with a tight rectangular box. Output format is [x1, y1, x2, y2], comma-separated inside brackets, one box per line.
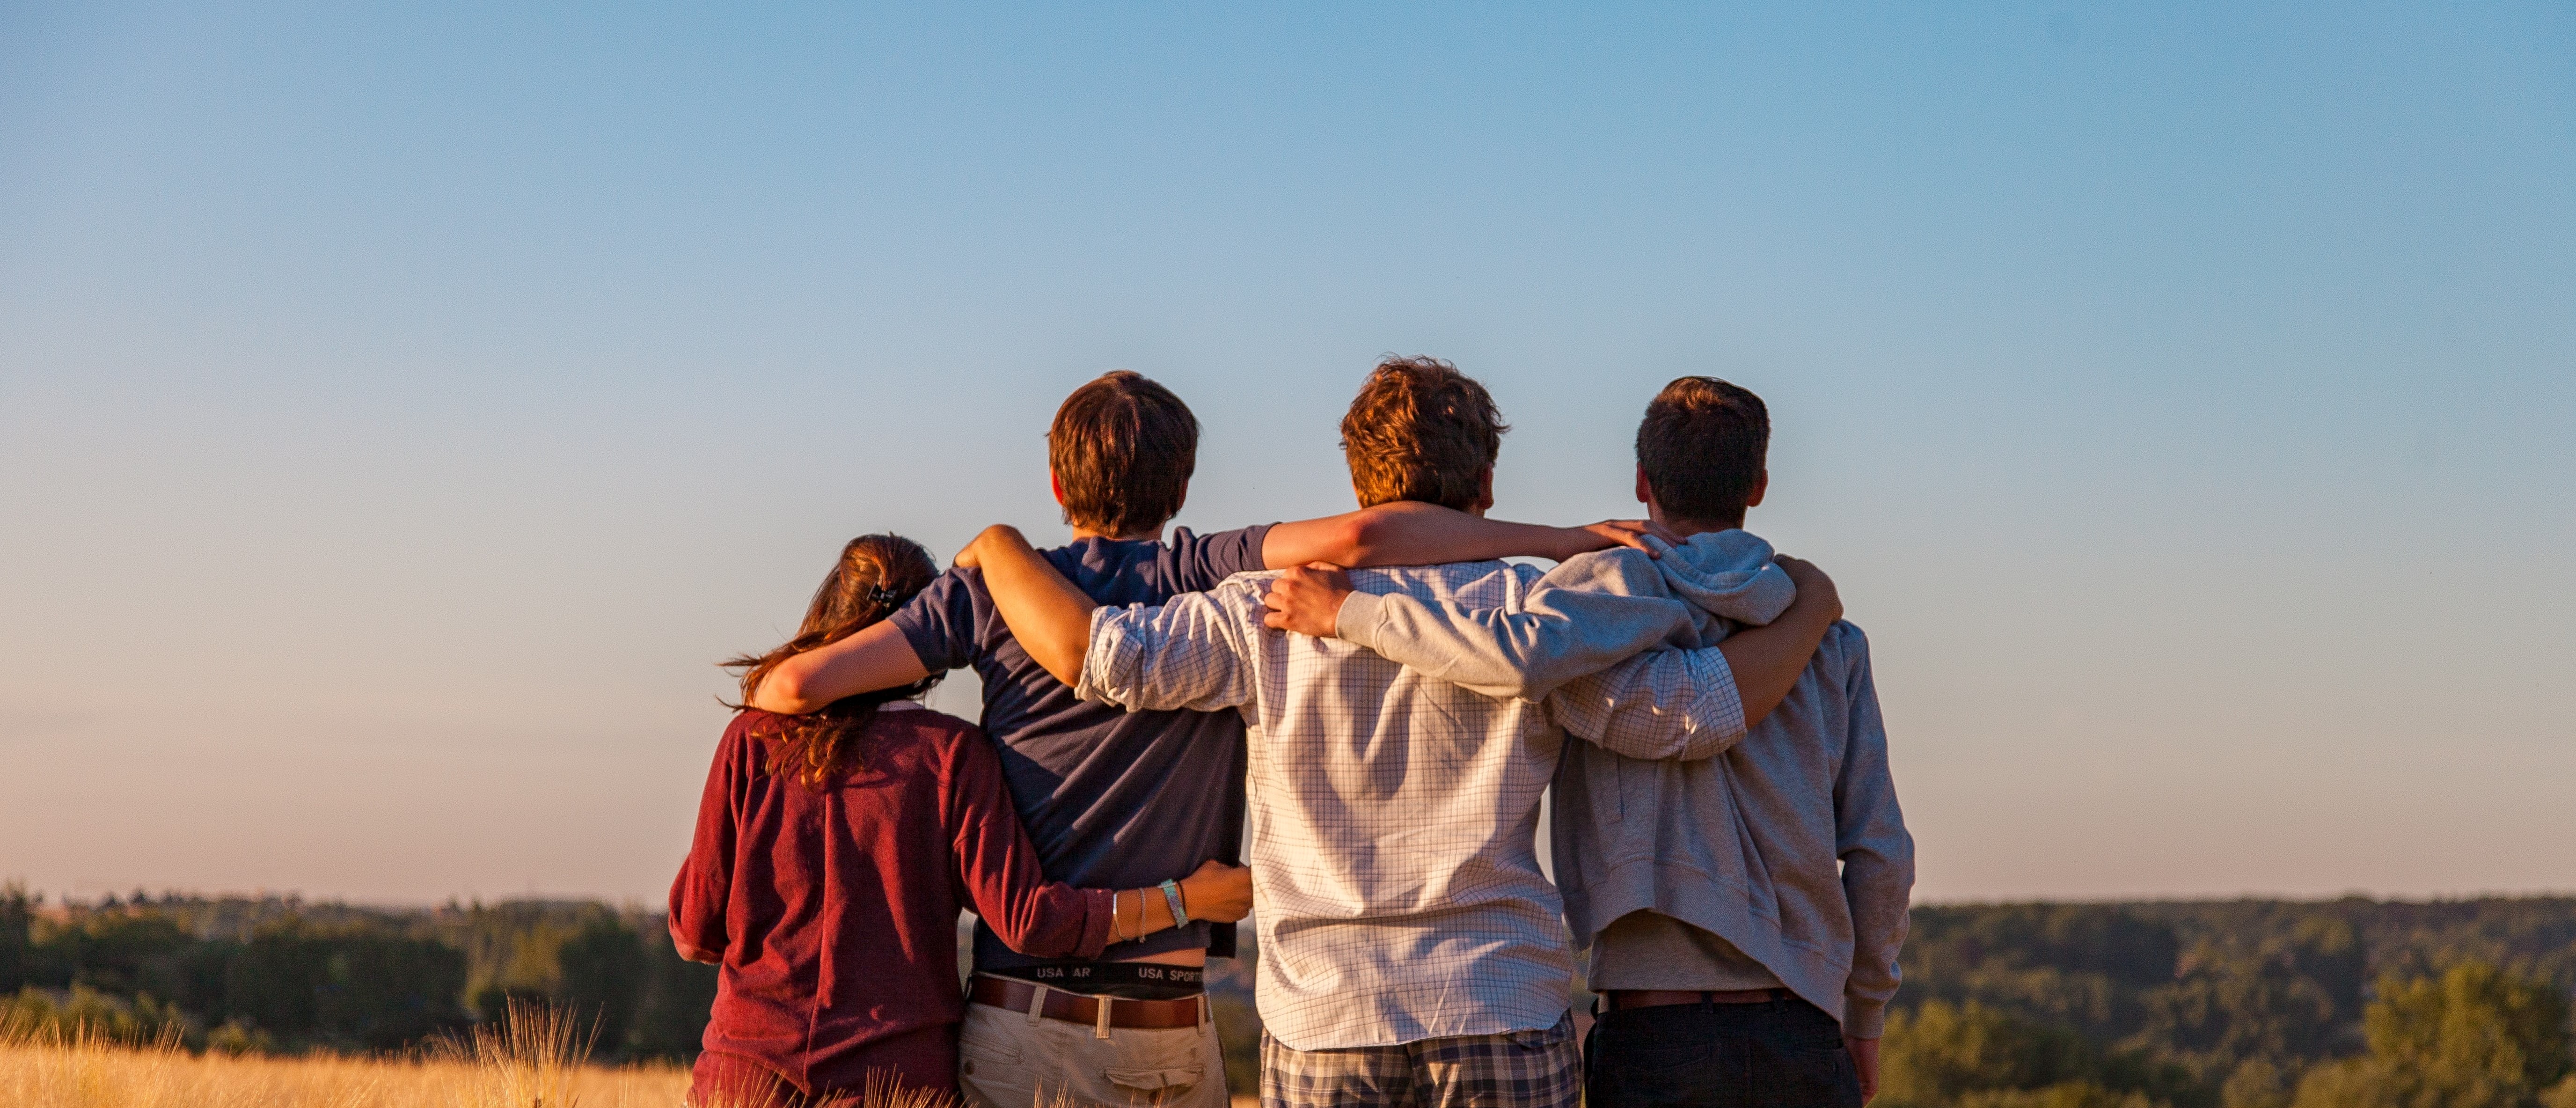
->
[1263, 500, 1674, 570]
[961, 524, 1098, 687]
[746, 620, 931, 714]
[1333, 552, 1697, 702]
[1077, 587, 1259, 713]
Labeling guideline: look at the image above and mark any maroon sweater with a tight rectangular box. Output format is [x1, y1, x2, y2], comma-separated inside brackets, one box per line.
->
[669, 705, 1116, 1094]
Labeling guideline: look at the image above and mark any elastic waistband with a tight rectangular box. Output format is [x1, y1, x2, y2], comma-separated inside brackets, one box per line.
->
[1010, 960, 1205, 999]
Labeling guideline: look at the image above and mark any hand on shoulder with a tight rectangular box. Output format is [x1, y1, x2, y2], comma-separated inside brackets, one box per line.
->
[1262, 564, 1353, 638]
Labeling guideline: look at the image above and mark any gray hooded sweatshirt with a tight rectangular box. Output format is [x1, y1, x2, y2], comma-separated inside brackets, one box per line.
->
[1332, 529, 1914, 1037]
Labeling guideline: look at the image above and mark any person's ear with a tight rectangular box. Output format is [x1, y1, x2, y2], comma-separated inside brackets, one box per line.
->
[1635, 466, 1652, 506]
[1745, 470, 1768, 509]
[1474, 467, 1496, 516]
[1050, 470, 1067, 508]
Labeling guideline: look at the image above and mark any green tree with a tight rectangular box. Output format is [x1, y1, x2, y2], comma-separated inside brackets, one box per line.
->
[0, 885, 31, 991]
[553, 916, 645, 1053]
[1961, 1083, 2169, 1108]
[313, 934, 471, 1049]
[2291, 962, 2573, 1108]
[1880, 1001, 2098, 1108]
[627, 929, 718, 1061]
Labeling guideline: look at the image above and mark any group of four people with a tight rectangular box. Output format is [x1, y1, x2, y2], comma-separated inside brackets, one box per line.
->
[669, 358, 1915, 1108]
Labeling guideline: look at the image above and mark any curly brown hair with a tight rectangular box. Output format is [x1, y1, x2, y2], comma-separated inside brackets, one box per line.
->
[1339, 356, 1509, 511]
[723, 534, 944, 790]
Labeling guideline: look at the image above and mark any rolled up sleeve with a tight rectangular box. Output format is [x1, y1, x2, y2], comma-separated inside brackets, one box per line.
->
[1550, 644, 1748, 762]
[1075, 590, 1257, 714]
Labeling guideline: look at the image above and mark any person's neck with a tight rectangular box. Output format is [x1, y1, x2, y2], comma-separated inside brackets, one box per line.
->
[1070, 525, 1165, 543]
[1652, 513, 1744, 540]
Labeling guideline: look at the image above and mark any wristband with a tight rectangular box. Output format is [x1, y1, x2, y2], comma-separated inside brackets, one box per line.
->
[1158, 879, 1188, 925]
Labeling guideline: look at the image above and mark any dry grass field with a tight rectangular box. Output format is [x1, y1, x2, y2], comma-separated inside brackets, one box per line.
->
[0, 1002, 946, 1108]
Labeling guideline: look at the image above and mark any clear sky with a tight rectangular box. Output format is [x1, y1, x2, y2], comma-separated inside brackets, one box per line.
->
[3, 3, 2570, 906]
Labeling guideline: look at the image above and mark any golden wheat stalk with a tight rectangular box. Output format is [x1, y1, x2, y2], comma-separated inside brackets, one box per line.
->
[0, 999, 995, 1108]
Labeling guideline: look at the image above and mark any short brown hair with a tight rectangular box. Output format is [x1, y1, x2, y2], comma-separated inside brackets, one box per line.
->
[1636, 376, 1769, 527]
[1048, 371, 1200, 536]
[1339, 356, 1508, 511]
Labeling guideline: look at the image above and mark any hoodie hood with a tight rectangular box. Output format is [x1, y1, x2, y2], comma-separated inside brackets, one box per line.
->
[1638, 529, 1797, 635]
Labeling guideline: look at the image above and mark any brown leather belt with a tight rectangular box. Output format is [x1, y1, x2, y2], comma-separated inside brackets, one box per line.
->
[1605, 988, 1790, 1010]
[968, 975, 1208, 1030]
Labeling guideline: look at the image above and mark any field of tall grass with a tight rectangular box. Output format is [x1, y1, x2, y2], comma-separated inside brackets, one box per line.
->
[0, 1000, 949, 1108]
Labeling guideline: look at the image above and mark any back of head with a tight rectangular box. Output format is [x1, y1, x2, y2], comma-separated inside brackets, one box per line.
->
[1636, 376, 1769, 529]
[1049, 371, 1200, 537]
[725, 533, 944, 789]
[1339, 356, 1509, 511]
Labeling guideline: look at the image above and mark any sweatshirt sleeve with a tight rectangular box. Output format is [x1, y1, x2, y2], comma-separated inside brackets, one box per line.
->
[1333, 551, 1700, 702]
[667, 722, 744, 965]
[943, 727, 1116, 960]
[1831, 626, 1914, 1039]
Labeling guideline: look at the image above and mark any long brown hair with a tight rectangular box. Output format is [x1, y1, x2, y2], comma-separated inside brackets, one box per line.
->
[723, 534, 943, 790]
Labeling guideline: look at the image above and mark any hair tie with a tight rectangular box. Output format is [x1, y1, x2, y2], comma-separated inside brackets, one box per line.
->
[867, 584, 900, 609]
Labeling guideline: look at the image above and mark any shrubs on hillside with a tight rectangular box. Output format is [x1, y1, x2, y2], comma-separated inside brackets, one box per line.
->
[0, 885, 713, 1059]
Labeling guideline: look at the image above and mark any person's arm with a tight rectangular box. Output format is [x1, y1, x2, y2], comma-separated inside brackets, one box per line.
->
[746, 620, 932, 714]
[955, 525, 1097, 687]
[1261, 500, 1678, 570]
[954, 523, 1259, 711]
[666, 726, 746, 965]
[1832, 627, 1912, 1092]
[1264, 554, 1841, 730]
[944, 731, 1252, 957]
[1551, 560, 1842, 754]
[1076, 587, 1258, 713]
[1270, 551, 1702, 702]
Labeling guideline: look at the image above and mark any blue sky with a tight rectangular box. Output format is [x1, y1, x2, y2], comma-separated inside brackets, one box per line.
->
[3, 3, 2570, 904]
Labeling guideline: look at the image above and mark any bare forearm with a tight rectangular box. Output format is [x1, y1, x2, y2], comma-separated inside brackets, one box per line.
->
[1716, 594, 1836, 727]
[747, 620, 929, 714]
[1266, 501, 1613, 569]
[967, 526, 1100, 686]
[1347, 503, 1588, 567]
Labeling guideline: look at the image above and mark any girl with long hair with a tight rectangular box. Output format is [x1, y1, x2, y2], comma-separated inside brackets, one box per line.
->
[670, 534, 1251, 1107]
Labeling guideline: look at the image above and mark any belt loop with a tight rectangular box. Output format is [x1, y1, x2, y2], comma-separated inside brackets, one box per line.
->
[1200, 994, 1213, 1028]
[1026, 983, 1049, 1026]
[1093, 994, 1114, 1040]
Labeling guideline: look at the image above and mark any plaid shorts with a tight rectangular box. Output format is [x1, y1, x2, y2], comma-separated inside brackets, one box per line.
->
[1259, 1013, 1581, 1108]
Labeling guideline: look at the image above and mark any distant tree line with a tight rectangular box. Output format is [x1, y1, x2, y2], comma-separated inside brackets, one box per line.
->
[0, 885, 714, 1059]
[9, 883, 2576, 1108]
[1874, 898, 2576, 1108]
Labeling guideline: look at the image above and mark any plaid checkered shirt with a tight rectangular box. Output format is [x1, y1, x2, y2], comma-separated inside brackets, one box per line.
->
[1075, 558, 1749, 1051]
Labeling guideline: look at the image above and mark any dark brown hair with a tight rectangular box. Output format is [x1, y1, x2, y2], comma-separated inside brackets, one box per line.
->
[1636, 376, 1770, 528]
[724, 534, 943, 790]
[1048, 371, 1200, 537]
[1339, 356, 1509, 511]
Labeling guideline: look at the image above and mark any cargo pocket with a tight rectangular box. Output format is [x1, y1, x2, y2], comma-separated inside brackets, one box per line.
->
[1103, 1064, 1203, 1093]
